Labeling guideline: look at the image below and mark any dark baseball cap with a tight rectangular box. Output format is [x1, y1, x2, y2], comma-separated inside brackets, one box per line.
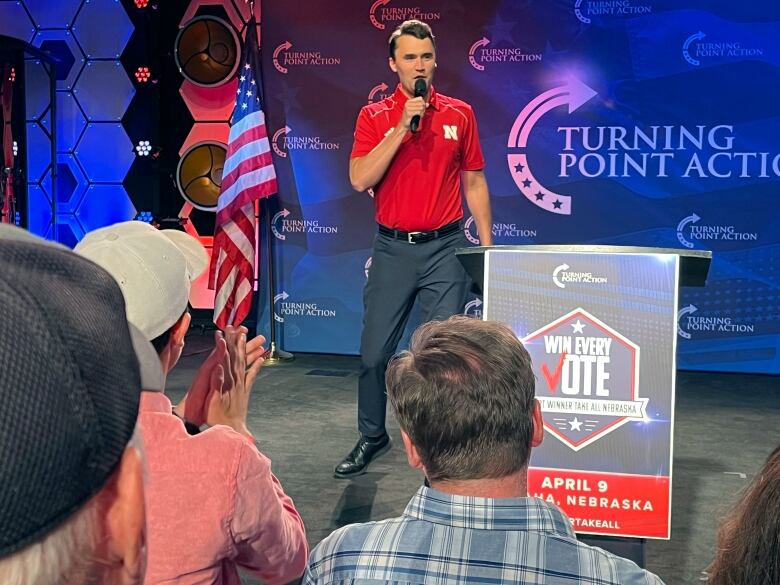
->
[0, 225, 143, 557]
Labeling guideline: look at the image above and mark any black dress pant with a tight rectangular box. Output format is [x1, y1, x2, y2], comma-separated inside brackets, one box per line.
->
[357, 229, 469, 437]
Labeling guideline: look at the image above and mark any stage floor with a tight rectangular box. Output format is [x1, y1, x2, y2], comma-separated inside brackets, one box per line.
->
[164, 331, 780, 585]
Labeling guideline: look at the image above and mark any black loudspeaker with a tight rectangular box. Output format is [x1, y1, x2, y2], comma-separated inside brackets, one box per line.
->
[175, 141, 226, 211]
[174, 15, 240, 87]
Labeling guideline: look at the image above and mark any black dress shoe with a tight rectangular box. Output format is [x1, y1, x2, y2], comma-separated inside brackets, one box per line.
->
[334, 434, 391, 478]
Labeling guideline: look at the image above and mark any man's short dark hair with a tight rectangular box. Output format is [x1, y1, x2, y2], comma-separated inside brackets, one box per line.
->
[150, 309, 189, 354]
[388, 19, 436, 59]
[386, 316, 536, 482]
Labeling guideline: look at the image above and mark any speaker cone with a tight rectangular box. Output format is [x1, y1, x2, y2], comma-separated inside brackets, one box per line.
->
[175, 16, 240, 87]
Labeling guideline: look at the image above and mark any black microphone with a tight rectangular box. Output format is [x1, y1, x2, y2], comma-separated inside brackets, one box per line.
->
[410, 78, 427, 134]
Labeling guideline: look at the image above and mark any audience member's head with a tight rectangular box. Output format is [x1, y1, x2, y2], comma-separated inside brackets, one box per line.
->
[0, 225, 146, 585]
[386, 315, 542, 485]
[75, 221, 207, 372]
[707, 444, 780, 585]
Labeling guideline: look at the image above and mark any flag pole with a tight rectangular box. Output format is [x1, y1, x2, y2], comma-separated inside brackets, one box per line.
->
[250, 0, 292, 364]
[261, 196, 293, 364]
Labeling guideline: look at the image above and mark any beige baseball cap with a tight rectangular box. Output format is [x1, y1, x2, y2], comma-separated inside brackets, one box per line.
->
[75, 221, 208, 340]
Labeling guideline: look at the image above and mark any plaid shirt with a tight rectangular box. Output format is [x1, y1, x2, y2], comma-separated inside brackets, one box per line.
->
[305, 486, 664, 585]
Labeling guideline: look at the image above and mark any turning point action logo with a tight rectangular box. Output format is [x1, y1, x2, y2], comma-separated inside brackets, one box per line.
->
[552, 264, 608, 289]
[523, 307, 647, 451]
[272, 126, 340, 158]
[272, 41, 341, 74]
[463, 216, 536, 245]
[677, 304, 754, 339]
[676, 213, 758, 249]
[464, 297, 483, 319]
[274, 291, 337, 323]
[507, 79, 598, 215]
[511, 78, 780, 216]
[468, 37, 542, 71]
[271, 208, 339, 240]
[369, 0, 440, 30]
[367, 82, 392, 104]
[682, 31, 764, 67]
[575, 0, 652, 24]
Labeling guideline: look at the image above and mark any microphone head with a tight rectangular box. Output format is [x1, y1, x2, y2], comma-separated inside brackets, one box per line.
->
[413, 78, 427, 97]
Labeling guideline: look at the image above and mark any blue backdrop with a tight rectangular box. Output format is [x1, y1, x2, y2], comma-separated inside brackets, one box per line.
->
[4, 0, 777, 374]
[261, 0, 780, 374]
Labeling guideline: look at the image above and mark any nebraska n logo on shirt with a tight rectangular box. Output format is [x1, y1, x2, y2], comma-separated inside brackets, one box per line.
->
[443, 125, 458, 140]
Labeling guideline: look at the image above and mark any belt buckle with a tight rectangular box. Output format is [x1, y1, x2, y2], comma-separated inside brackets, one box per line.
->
[407, 231, 422, 244]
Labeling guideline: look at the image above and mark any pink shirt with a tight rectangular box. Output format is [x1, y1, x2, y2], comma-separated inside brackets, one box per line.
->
[139, 392, 308, 585]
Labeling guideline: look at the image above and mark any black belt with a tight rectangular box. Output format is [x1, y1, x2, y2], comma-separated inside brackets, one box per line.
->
[377, 220, 461, 244]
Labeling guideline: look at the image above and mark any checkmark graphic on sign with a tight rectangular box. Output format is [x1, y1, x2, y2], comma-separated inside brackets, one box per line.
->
[541, 353, 567, 393]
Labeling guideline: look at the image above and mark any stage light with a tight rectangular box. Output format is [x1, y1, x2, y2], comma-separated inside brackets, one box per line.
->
[135, 210, 155, 223]
[134, 66, 151, 83]
[135, 140, 152, 156]
[8, 67, 15, 82]
[134, 0, 149, 8]
[12, 141, 17, 157]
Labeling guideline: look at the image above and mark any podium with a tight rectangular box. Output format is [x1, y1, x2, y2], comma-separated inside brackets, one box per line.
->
[457, 245, 711, 564]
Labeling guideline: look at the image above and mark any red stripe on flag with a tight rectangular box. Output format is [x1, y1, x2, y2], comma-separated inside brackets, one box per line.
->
[216, 178, 277, 226]
[209, 14, 276, 329]
[221, 151, 275, 194]
[227, 123, 269, 154]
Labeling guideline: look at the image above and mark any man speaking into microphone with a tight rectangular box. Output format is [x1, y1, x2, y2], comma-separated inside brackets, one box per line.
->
[335, 20, 493, 477]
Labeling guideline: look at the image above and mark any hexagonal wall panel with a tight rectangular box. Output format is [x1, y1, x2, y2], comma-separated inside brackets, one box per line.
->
[76, 184, 136, 233]
[0, 1, 35, 43]
[75, 123, 134, 182]
[26, 122, 51, 183]
[25, 0, 84, 28]
[25, 60, 51, 121]
[181, 0, 246, 30]
[180, 123, 230, 156]
[40, 155, 89, 214]
[27, 184, 53, 238]
[54, 92, 87, 152]
[72, 0, 133, 59]
[33, 30, 86, 90]
[74, 61, 134, 122]
[53, 214, 86, 248]
[180, 79, 237, 122]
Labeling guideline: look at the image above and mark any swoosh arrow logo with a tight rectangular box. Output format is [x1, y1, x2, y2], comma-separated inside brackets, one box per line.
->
[507, 80, 597, 216]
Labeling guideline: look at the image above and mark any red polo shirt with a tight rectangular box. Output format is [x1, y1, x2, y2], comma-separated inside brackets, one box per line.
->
[351, 85, 485, 232]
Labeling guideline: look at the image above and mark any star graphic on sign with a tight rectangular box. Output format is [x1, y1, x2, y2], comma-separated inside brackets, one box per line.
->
[521, 178, 532, 189]
[534, 191, 544, 201]
[486, 16, 516, 45]
[553, 199, 563, 209]
[276, 84, 302, 111]
[514, 162, 524, 173]
[568, 417, 583, 431]
[571, 320, 586, 334]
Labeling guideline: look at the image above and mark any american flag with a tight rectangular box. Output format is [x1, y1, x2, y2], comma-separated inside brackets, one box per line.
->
[210, 15, 277, 329]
